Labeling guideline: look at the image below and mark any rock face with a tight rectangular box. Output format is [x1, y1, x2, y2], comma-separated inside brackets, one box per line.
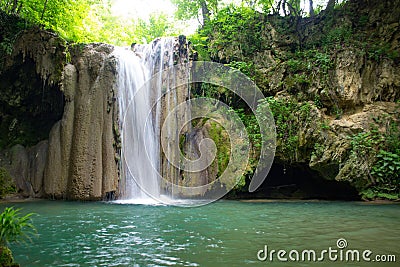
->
[158, 37, 193, 195]
[0, 29, 119, 200]
[0, 28, 65, 150]
[0, 141, 48, 197]
[204, 0, 400, 198]
[44, 44, 119, 200]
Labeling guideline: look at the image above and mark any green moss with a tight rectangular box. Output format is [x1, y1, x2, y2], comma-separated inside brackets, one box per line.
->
[367, 42, 400, 62]
[0, 246, 18, 267]
[284, 73, 310, 94]
[207, 121, 230, 177]
[322, 25, 353, 47]
[259, 97, 314, 162]
[311, 142, 325, 160]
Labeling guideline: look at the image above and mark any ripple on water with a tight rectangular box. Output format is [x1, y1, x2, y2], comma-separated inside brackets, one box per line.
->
[3, 201, 399, 267]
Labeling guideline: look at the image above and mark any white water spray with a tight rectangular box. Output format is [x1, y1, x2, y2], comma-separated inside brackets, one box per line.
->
[113, 38, 175, 204]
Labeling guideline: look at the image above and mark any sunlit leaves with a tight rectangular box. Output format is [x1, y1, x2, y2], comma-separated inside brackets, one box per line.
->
[0, 207, 36, 246]
[0, 0, 177, 45]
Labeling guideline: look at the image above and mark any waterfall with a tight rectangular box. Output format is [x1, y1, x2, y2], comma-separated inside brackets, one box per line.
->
[114, 38, 179, 204]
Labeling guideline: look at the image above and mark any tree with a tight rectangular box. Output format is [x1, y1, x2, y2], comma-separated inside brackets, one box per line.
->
[272, 0, 301, 16]
[171, 0, 218, 25]
[0, 0, 23, 14]
[135, 13, 174, 43]
[0, 0, 95, 40]
[326, 0, 336, 12]
[309, 0, 314, 16]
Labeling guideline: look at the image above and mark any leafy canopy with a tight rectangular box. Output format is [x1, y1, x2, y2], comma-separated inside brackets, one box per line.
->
[0, 0, 177, 45]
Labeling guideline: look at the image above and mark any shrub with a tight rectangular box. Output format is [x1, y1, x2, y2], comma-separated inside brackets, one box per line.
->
[0, 207, 36, 246]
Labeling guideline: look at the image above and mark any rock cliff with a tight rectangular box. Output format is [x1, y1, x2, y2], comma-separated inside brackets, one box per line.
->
[44, 43, 119, 200]
[203, 0, 399, 199]
[0, 29, 119, 200]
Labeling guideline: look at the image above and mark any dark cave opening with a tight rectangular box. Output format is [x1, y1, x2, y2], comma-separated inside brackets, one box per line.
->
[237, 162, 360, 200]
[0, 54, 64, 149]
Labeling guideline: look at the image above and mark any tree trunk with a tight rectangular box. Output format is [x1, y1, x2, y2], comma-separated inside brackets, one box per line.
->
[309, 0, 315, 17]
[326, 0, 336, 12]
[10, 0, 18, 14]
[273, 0, 282, 14]
[41, 0, 49, 21]
[200, 0, 210, 25]
[282, 0, 288, 16]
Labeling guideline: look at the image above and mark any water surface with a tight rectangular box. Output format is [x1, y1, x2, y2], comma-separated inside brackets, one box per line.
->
[2, 200, 398, 266]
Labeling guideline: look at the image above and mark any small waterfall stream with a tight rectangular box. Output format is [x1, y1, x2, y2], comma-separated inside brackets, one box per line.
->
[114, 38, 178, 203]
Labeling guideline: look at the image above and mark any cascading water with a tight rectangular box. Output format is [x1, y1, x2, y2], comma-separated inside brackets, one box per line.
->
[113, 37, 259, 206]
[114, 38, 179, 203]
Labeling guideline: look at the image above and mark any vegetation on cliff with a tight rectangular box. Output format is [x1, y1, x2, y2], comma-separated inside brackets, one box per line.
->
[188, 0, 399, 200]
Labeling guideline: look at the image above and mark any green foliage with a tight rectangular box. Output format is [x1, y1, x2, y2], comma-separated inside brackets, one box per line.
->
[203, 5, 264, 61]
[0, 37, 13, 56]
[0, 168, 16, 198]
[259, 97, 313, 162]
[134, 14, 175, 43]
[207, 121, 230, 177]
[350, 129, 384, 158]
[280, 49, 333, 97]
[227, 106, 265, 192]
[247, 0, 274, 13]
[350, 118, 400, 200]
[284, 73, 310, 94]
[361, 188, 399, 201]
[311, 142, 325, 159]
[0, 0, 94, 41]
[0, 10, 28, 67]
[357, 15, 369, 28]
[314, 95, 323, 108]
[292, 49, 333, 73]
[367, 42, 399, 62]
[0, 0, 177, 45]
[236, 109, 261, 148]
[371, 150, 400, 185]
[69, 3, 177, 45]
[286, 58, 306, 73]
[322, 25, 352, 47]
[0, 207, 36, 246]
[226, 61, 255, 79]
[331, 105, 343, 119]
[172, 0, 218, 22]
[188, 33, 210, 61]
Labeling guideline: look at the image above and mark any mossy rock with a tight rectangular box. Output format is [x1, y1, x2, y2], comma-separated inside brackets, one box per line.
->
[0, 246, 19, 267]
